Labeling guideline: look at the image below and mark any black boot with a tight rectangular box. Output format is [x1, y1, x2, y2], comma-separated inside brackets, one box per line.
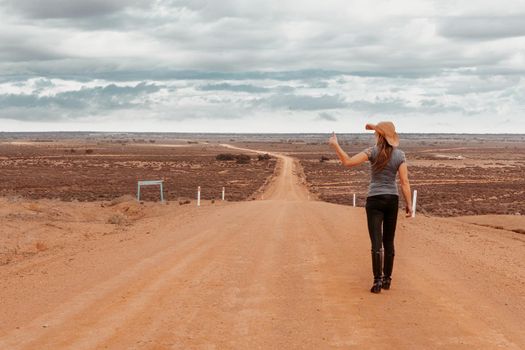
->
[382, 276, 391, 290]
[370, 250, 383, 293]
[370, 278, 382, 293]
[382, 251, 395, 290]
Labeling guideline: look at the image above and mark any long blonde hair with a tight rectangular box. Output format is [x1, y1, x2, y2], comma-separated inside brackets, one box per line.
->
[372, 133, 393, 172]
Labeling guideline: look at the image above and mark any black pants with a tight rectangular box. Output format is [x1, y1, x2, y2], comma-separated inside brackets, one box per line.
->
[365, 194, 399, 280]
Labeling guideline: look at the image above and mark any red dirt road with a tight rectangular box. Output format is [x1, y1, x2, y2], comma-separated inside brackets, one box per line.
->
[1, 147, 524, 349]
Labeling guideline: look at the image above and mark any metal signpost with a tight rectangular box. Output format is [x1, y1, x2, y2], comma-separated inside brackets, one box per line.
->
[137, 180, 165, 202]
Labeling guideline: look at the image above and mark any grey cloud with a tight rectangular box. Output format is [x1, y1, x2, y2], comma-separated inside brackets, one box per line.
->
[156, 104, 246, 122]
[199, 83, 269, 93]
[198, 82, 300, 94]
[317, 112, 338, 121]
[101, 69, 347, 82]
[0, 82, 162, 120]
[3, 0, 149, 19]
[0, 1, 522, 81]
[0, 1, 523, 132]
[0, 107, 61, 121]
[445, 77, 520, 95]
[60, 82, 161, 109]
[307, 81, 330, 89]
[0, 31, 63, 62]
[438, 16, 525, 40]
[166, 0, 265, 21]
[419, 99, 463, 113]
[33, 78, 55, 90]
[0, 44, 60, 62]
[349, 97, 465, 115]
[348, 97, 413, 114]
[273, 85, 296, 94]
[0, 68, 347, 83]
[160, 17, 282, 52]
[256, 94, 347, 110]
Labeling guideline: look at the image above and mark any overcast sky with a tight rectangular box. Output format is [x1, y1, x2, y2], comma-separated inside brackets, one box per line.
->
[0, 0, 524, 133]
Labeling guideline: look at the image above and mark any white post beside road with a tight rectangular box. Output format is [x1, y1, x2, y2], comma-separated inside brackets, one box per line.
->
[222, 187, 225, 201]
[412, 190, 417, 218]
[197, 186, 201, 207]
[353, 193, 356, 207]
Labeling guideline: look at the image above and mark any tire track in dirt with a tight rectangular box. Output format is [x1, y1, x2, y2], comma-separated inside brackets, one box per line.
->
[0, 203, 263, 349]
[99, 201, 279, 349]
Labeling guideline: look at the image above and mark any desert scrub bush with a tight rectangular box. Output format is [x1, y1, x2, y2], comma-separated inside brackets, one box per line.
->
[257, 153, 271, 161]
[319, 155, 330, 163]
[107, 213, 128, 225]
[216, 153, 236, 161]
[235, 154, 251, 164]
[85, 149, 94, 154]
[216, 153, 251, 163]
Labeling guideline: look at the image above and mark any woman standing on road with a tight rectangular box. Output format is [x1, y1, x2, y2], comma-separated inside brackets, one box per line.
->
[329, 122, 412, 294]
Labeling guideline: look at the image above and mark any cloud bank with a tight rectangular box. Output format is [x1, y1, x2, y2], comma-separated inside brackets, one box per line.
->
[0, 0, 524, 132]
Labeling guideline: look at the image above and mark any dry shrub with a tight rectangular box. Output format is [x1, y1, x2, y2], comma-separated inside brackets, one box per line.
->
[179, 199, 191, 205]
[6, 195, 22, 203]
[107, 213, 128, 225]
[216, 153, 251, 163]
[85, 149, 94, 154]
[107, 195, 136, 207]
[257, 153, 271, 161]
[235, 154, 251, 164]
[216, 153, 236, 161]
[27, 203, 43, 212]
[1, 246, 20, 265]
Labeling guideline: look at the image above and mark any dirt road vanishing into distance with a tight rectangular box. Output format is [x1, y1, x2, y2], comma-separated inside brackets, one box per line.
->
[1, 146, 524, 349]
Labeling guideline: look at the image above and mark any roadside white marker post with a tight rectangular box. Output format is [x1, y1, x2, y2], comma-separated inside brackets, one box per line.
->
[197, 186, 201, 207]
[412, 190, 418, 218]
[353, 193, 356, 207]
[222, 187, 225, 201]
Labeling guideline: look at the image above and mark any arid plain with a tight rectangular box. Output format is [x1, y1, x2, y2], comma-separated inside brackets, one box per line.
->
[0, 133, 524, 349]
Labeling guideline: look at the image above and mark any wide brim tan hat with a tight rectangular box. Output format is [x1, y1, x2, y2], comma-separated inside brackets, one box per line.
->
[365, 121, 400, 147]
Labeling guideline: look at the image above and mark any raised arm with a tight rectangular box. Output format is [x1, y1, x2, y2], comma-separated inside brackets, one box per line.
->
[328, 132, 368, 168]
[398, 162, 413, 218]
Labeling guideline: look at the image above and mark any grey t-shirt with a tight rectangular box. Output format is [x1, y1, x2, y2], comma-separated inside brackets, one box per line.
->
[364, 146, 406, 197]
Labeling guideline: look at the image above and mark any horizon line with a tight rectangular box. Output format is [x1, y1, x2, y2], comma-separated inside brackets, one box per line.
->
[0, 131, 524, 135]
